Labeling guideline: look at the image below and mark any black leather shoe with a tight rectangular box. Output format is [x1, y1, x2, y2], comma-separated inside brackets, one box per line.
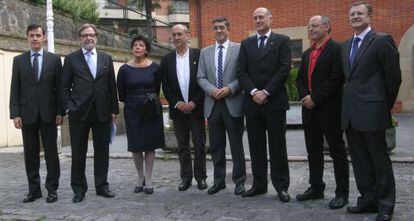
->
[144, 187, 153, 194]
[241, 187, 267, 197]
[347, 205, 378, 214]
[296, 187, 324, 201]
[207, 183, 226, 195]
[234, 184, 245, 195]
[72, 194, 84, 203]
[134, 186, 144, 193]
[328, 196, 348, 209]
[277, 191, 291, 202]
[376, 213, 392, 221]
[46, 191, 58, 203]
[197, 180, 208, 190]
[178, 181, 192, 191]
[23, 191, 42, 203]
[96, 188, 115, 198]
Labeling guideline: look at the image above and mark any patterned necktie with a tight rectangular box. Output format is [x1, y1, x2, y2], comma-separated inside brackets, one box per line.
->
[86, 51, 96, 78]
[32, 53, 39, 81]
[217, 45, 224, 88]
[349, 37, 361, 69]
[258, 35, 267, 52]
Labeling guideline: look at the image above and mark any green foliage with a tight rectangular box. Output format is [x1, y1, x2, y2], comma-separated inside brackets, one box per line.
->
[286, 67, 300, 101]
[29, 0, 99, 24]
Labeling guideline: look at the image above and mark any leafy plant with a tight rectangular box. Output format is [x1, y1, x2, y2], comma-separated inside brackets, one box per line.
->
[285, 67, 299, 101]
[391, 116, 399, 128]
[29, 0, 99, 23]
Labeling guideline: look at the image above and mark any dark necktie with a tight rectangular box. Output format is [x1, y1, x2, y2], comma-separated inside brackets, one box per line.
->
[258, 35, 267, 52]
[32, 53, 39, 82]
[217, 45, 224, 88]
[349, 37, 361, 69]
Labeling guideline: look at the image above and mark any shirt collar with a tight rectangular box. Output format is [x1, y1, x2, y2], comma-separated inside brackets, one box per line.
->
[216, 39, 230, 49]
[312, 37, 331, 50]
[176, 48, 189, 58]
[30, 48, 44, 56]
[354, 26, 372, 41]
[82, 47, 97, 56]
[257, 29, 271, 40]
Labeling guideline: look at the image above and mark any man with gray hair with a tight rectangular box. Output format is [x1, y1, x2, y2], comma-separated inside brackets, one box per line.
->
[237, 7, 291, 202]
[61, 23, 119, 203]
[296, 15, 349, 209]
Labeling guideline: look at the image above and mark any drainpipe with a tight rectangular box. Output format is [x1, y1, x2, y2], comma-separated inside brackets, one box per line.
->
[195, 0, 202, 48]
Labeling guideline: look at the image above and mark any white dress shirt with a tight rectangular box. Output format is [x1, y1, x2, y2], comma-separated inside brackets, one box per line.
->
[214, 39, 230, 87]
[176, 48, 190, 103]
[30, 48, 43, 79]
[350, 26, 372, 59]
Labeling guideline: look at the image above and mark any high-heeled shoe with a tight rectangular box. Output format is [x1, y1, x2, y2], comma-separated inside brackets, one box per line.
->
[134, 179, 145, 193]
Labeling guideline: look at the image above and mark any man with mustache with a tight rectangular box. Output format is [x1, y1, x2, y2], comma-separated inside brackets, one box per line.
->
[61, 23, 119, 203]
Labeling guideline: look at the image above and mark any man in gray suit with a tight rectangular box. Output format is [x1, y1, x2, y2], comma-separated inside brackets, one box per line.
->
[197, 17, 246, 195]
[342, 2, 401, 220]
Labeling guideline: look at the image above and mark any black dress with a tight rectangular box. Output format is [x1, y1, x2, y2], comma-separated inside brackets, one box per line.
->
[117, 62, 165, 152]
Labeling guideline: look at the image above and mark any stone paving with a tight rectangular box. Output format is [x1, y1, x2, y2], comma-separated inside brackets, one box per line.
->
[0, 152, 413, 221]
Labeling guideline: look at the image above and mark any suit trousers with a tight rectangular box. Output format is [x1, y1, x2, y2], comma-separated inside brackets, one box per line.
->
[303, 109, 349, 196]
[346, 125, 395, 214]
[245, 108, 290, 192]
[173, 114, 206, 182]
[208, 100, 246, 185]
[69, 105, 111, 195]
[21, 117, 60, 194]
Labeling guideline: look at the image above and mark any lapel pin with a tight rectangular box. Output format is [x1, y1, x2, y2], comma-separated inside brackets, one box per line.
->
[193, 61, 197, 64]
[270, 41, 274, 45]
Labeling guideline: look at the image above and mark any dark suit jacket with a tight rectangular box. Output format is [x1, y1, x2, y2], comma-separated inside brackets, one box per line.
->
[341, 30, 401, 131]
[61, 49, 119, 122]
[237, 32, 291, 110]
[10, 50, 63, 124]
[296, 39, 344, 125]
[161, 48, 204, 120]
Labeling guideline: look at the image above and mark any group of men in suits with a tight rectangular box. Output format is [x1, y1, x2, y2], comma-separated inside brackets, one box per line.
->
[10, 23, 119, 203]
[10, 1, 401, 219]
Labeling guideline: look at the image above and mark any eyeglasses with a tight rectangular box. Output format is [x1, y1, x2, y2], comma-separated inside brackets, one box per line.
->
[80, 33, 97, 38]
[213, 25, 226, 31]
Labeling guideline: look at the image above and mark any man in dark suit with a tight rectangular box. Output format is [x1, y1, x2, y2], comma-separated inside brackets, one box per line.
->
[342, 2, 401, 220]
[161, 24, 207, 191]
[10, 24, 62, 203]
[197, 17, 246, 195]
[237, 7, 291, 202]
[295, 15, 349, 209]
[61, 24, 119, 203]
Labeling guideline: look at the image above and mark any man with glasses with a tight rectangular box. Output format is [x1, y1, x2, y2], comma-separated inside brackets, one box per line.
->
[197, 17, 246, 195]
[296, 15, 349, 209]
[61, 23, 119, 203]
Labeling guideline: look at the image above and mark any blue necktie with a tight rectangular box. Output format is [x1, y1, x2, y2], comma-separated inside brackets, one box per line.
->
[86, 51, 96, 78]
[258, 35, 267, 52]
[32, 53, 40, 82]
[349, 37, 361, 69]
[217, 45, 224, 88]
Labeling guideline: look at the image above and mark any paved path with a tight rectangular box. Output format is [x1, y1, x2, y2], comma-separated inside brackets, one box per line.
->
[0, 152, 413, 221]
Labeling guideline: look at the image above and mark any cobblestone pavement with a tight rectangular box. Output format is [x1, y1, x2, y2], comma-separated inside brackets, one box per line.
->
[0, 152, 413, 221]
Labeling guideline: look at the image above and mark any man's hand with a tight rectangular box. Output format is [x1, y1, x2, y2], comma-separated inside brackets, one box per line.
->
[176, 101, 186, 112]
[111, 113, 117, 122]
[302, 95, 315, 109]
[55, 115, 63, 126]
[13, 117, 22, 129]
[253, 90, 268, 105]
[211, 88, 221, 99]
[183, 101, 196, 113]
[215, 87, 231, 100]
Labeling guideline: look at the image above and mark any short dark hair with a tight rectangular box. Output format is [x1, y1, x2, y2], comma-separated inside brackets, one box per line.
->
[26, 24, 45, 36]
[350, 1, 373, 15]
[78, 23, 99, 37]
[212, 16, 230, 28]
[131, 35, 151, 56]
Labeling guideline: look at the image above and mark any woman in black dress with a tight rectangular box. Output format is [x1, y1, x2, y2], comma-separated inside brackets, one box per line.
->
[117, 35, 165, 194]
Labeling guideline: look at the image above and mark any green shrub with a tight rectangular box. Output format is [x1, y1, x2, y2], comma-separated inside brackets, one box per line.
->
[286, 67, 299, 101]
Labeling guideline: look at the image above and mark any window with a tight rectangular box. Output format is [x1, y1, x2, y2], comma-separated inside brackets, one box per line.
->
[290, 39, 302, 59]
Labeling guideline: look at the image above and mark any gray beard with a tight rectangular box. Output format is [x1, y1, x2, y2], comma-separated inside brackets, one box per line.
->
[82, 42, 95, 51]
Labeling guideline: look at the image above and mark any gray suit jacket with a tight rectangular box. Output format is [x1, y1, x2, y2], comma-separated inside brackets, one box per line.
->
[341, 30, 401, 131]
[197, 41, 243, 118]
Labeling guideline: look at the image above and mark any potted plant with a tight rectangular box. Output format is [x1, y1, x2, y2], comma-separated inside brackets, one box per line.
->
[385, 116, 398, 152]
